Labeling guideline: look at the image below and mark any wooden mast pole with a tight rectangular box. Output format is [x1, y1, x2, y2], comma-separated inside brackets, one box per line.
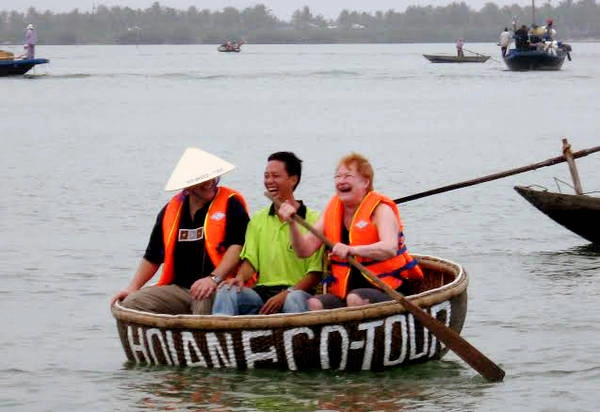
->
[562, 138, 584, 194]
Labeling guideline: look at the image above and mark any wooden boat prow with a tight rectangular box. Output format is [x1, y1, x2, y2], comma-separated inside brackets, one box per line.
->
[514, 186, 600, 243]
[112, 254, 468, 371]
[514, 139, 600, 244]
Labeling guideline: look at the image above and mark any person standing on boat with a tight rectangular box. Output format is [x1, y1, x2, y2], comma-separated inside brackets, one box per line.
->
[212, 151, 324, 315]
[544, 19, 556, 41]
[456, 38, 464, 57]
[24, 24, 36, 59]
[529, 25, 544, 46]
[110, 148, 250, 315]
[499, 27, 512, 57]
[277, 153, 423, 310]
[513, 25, 530, 50]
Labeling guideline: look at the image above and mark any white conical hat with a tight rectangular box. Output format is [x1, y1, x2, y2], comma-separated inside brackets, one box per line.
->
[164, 148, 236, 191]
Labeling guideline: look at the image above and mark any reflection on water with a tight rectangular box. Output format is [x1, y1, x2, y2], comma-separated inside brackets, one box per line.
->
[118, 361, 477, 411]
[525, 243, 600, 280]
[567, 243, 600, 257]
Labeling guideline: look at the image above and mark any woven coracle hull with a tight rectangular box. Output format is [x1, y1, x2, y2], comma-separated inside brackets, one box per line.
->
[112, 255, 468, 371]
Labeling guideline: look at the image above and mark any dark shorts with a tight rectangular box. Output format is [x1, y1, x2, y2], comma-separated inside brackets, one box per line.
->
[313, 288, 393, 309]
[253, 285, 288, 303]
[314, 281, 418, 309]
[313, 293, 345, 309]
[350, 288, 396, 303]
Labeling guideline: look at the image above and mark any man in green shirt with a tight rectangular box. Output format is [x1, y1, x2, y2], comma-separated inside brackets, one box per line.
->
[212, 152, 324, 315]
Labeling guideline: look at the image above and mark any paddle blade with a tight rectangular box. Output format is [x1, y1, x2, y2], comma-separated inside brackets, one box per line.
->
[408, 301, 505, 382]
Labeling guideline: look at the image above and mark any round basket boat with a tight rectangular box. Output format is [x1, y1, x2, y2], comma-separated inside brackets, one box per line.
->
[111, 254, 468, 371]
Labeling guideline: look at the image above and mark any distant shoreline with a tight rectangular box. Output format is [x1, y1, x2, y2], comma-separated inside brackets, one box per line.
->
[2, 40, 597, 47]
[2, 2, 599, 45]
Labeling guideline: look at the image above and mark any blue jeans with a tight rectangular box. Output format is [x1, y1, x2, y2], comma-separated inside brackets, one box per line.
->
[212, 287, 311, 315]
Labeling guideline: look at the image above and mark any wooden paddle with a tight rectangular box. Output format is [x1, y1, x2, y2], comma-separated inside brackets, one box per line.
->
[395, 144, 600, 204]
[463, 48, 484, 57]
[267, 192, 506, 382]
[463, 47, 501, 63]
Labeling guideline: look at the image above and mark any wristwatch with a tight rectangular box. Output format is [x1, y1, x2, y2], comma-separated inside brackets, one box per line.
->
[210, 274, 222, 284]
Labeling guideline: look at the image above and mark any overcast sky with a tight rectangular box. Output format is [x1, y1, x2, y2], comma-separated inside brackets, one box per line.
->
[3, 1, 522, 20]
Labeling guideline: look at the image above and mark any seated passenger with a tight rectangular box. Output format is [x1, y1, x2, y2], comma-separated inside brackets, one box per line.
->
[110, 148, 249, 315]
[212, 152, 324, 315]
[277, 153, 424, 310]
[514, 25, 530, 50]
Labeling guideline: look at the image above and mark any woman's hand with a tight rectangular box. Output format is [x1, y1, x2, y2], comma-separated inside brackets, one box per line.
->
[331, 242, 353, 259]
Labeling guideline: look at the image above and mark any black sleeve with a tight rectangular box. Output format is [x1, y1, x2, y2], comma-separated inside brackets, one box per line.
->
[143, 205, 167, 265]
[223, 196, 250, 247]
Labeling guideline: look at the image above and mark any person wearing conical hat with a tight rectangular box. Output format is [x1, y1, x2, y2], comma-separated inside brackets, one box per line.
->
[110, 148, 250, 315]
[24, 24, 36, 59]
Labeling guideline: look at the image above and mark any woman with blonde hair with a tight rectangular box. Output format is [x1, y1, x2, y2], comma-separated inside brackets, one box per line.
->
[277, 153, 423, 310]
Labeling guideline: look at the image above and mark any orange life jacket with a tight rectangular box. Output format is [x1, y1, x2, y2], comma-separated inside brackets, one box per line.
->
[157, 186, 248, 285]
[322, 191, 423, 299]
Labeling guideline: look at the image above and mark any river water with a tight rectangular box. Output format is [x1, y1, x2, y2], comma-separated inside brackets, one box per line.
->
[2, 43, 599, 411]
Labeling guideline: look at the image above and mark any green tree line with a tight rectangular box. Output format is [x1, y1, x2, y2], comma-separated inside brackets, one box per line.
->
[1, 1, 599, 45]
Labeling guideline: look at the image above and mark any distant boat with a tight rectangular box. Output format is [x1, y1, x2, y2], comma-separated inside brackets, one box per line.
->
[423, 54, 490, 63]
[0, 50, 49, 76]
[218, 40, 245, 53]
[503, 0, 572, 71]
[503, 45, 570, 71]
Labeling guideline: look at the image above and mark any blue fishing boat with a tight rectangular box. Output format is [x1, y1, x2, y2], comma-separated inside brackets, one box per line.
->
[503, 45, 569, 71]
[503, 1, 571, 71]
[0, 57, 49, 76]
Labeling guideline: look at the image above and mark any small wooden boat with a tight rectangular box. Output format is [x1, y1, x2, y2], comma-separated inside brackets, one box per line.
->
[514, 186, 600, 244]
[217, 45, 240, 53]
[0, 54, 49, 76]
[112, 254, 468, 371]
[218, 40, 244, 53]
[514, 139, 599, 243]
[423, 54, 489, 63]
